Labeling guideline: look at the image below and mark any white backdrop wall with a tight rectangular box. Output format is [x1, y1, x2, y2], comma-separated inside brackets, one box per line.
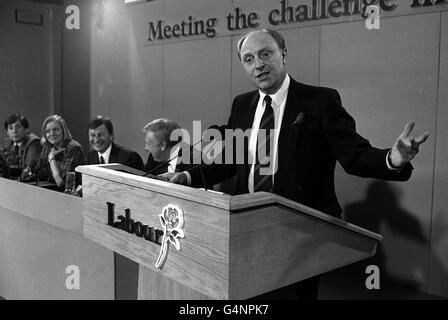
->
[0, 0, 63, 143]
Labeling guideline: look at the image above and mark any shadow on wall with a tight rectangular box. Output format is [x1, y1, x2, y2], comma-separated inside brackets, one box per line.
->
[217, 178, 448, 298]
[342, 180, 447, 297]
[426, 212, 448, 297]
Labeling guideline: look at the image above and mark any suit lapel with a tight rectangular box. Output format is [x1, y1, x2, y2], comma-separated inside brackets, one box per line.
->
[21, 135, 30, 149]
[18, 135, 29, 159]
[90, 151, 100, 164]
[235, 91, 259, 130]
[274, 79, 304, 193]
[174, 146, 182, 172]
[109, 143, 117, 163]
[241, 92, 259, 181]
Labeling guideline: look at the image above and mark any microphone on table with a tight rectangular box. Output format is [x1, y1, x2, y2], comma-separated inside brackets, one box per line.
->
[22, 162, 47, 186]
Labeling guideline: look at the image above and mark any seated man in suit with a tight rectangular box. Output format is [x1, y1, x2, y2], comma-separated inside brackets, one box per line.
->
[2, 114, 42, 179]
[87, 116, 144, 171]
[88, 115, 144, 295]
[143, 118, 196, 175]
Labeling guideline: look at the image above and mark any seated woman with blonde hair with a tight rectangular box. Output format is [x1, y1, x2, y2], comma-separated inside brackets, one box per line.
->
[37, 115, 86, 189]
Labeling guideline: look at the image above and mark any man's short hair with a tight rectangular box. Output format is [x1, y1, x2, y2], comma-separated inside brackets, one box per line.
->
[236, 29, 286, 61]
[4, 114, 30, 131]
[88, 116, 114, 135]
[143, 118, 181, 148]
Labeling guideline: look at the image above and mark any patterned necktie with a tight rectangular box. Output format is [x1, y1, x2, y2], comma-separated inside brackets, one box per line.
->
[99, 155, 105, 164]
[14, 144, 19, 156]
[254, 95, 275, 192]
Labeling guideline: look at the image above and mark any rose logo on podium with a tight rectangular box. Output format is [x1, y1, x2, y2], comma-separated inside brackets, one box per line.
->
[155, 204, 185, 269]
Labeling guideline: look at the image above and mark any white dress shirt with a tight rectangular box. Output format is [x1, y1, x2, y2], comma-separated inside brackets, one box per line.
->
[14, 142, 21, 152]
[168, 143, 181, 173]
[248, 74, 290, 193]
[97, 144, 112, 164]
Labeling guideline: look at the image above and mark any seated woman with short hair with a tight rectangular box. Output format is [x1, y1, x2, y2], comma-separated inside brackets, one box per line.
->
[37, 115, 86, 189]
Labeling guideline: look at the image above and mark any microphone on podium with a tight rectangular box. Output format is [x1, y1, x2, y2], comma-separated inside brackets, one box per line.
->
[201, 124, 227, 164]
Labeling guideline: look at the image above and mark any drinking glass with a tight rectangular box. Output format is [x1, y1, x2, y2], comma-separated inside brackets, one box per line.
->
[64, 172, 76, 194]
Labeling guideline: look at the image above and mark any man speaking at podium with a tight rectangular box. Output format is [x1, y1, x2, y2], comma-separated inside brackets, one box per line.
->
[164, 29, 429, 299]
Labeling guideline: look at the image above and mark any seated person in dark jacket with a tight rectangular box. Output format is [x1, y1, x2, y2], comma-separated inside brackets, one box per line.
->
[143, 118, 196, 175]
[37, 115, 86, 189]
[2, 114, 42, 179]
[87, 115, 144, 171]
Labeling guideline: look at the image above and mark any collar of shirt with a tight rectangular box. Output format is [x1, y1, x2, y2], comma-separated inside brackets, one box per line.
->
[98, 144, 112, 164]
[258, 74, 290, 109]
[168, 143, 181, 173]
[248, 74, 291, 193]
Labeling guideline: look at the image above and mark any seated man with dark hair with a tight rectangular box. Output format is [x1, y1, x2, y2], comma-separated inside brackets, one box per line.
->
[87, 115, 144, 296]
[1, 114, 42, 179]
[87, 116, 144, 171]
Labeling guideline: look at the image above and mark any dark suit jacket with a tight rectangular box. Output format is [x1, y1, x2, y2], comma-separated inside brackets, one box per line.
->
[190, 78, 412, 217]
[7, 133, 42, 170]
[87, 143, 144, 171]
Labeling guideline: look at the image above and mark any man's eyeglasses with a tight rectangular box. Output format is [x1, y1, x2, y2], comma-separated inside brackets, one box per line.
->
[145, 141, 162, 150]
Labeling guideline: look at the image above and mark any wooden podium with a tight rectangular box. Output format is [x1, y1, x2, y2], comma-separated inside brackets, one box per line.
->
[77, 164, 381, 300]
